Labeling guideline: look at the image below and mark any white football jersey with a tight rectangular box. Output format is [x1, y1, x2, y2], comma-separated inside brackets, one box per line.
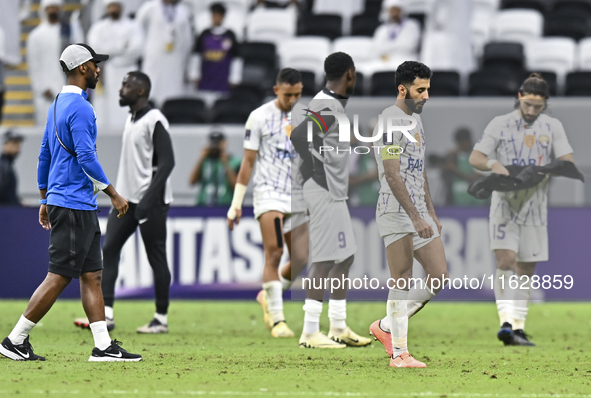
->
[375, 105, 427, 215]
[474, 110, 573, 226]
[243, 100, 297, 204]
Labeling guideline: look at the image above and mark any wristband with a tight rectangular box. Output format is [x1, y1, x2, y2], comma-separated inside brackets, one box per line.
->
[227, 183, 247, 220]
[486, 159, 498, 170]
[40, 199, 47, 205]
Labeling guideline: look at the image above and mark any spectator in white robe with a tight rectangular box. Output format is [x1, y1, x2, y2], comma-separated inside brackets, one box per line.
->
[136, 0, 193, 106]
[373, 0, 421, 63]
[88, 0, 143, 129]
[26, 0, 83, 125]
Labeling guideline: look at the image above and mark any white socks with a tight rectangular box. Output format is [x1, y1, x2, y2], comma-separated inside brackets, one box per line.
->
[89, 321, 112, 351]
[104, 306, 114, 320]
[263, 281, 285, 324]
[494, 269, 514, 326]
[154, 312, 168, 325]
[406, 278, 436, 319]
[302, 299, 322, 334]
[328, 299, 347, 332]
[387, 289, 409, 358]
[278, 272, 292, 292]
[8, 315, 36, 345]
[511, 277, 531, 330]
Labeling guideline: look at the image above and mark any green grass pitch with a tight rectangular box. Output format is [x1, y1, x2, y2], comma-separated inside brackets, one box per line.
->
[1, 300, 591, 397]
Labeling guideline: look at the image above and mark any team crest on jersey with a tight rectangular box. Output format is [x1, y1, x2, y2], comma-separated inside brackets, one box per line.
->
[524, 135, 535, 148]
[414, 132, 421, 147]
[539, 135, 549, 147]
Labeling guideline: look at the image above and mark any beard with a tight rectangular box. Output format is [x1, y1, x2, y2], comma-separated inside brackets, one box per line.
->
[119, 96, 133, 106]
[86, 73, 99, 90]
[405, 91, 426, 114]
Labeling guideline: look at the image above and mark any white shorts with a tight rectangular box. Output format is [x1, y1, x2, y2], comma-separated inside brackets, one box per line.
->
[283, 211, 308, 233]
[376, 210, 440, 250]
[304, 179, 357, 262]
[489, 219, 548, 262]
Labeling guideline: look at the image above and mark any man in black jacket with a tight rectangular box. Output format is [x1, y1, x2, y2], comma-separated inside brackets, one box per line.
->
[74, 71, 175, 334]
[0, 131, 24, 206]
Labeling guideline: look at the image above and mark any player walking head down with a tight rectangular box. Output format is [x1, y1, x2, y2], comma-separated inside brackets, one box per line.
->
[395, 61, 432, 114]
[274, 68, 303, 112]
[516, 73, 550, 125]
[324, 51, 356, 95]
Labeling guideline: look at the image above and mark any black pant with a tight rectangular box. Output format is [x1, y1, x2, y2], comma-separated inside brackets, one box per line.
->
[102, 202, 171, 314]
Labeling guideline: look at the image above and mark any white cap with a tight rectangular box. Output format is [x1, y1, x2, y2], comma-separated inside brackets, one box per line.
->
[59, 43, 109, 71]
[40, 0, 64, 9]
[383, 0, 405, 9]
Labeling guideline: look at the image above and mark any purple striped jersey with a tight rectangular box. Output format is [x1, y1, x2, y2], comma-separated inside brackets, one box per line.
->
[243, 100, 297, 202]
[374, 105, 428, 214]
[474, 110, 573, 226]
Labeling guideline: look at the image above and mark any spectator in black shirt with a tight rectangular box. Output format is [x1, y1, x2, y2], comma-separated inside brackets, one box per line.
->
[0, 131, 24, 206]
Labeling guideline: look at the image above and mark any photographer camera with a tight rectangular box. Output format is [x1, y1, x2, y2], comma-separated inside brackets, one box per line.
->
[190, 131, 241, 206]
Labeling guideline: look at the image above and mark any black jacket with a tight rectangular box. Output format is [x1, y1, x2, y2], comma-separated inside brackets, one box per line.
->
[468, 160, 584, 199]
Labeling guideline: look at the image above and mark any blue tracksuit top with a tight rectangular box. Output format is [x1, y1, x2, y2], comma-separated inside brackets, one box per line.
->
[37, 85, 110, 210]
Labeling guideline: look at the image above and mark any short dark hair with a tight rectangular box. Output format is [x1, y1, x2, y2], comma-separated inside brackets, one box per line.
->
[276, 68, 302, 85]
[324, 52, 355, 82]
[454, 127, 472, 143]
[210, 2, 226, 15]
[395, 61, 432, 90]
[519, 72, 549, 99]
[127, 71, 152, 97]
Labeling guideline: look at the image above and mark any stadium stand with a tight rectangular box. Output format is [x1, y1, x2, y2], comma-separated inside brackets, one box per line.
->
[298, 13, 343, 40]
[351, 13, 381, 37]
[300, 71, 318, 96]
[161, 98, 208, 125]
[370, 71, 398, 96]
[491, 9, 544, 46]
[468, 69, 527, 96]
[279, 37, 331, 84]
[212, 97, 259, 124]
[499, 0, 548, 15]
[429, 71, 461, 97]
[239, 42, 278, 90]
[526, 37, 577, 91]
[565, 71, 591, 95]
[245, 8, 297, 46]
[577, 37, 591, 69]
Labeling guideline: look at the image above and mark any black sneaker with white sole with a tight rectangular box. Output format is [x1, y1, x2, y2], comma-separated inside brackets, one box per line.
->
[0, 336, 45, 361]
[89, 340, 142, 362]
[511, 329, 536, 346]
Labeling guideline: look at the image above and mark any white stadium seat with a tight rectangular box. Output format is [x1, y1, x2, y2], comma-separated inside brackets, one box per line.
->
[526, 37, 577, 90]
[404, 0, 438, 17]
[246, 9, 297, 46]
[577, 38, 591, 70]
[331, 37, 377, 64]
[470, 0, 500, 57]
[279, 37, 332, 83]
[313, 0, 364, 35]
[492, 9, 544, 46]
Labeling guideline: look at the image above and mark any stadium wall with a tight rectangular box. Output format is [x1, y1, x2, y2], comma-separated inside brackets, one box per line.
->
[1, 206, 589, 301]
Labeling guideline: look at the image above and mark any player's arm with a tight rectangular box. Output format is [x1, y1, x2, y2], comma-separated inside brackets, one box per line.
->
[135, 121, 175, 221]
[423, 168, 442, 235]
[558, 153, 574, 162]
[70, 105, 128, 217]
[469, 119, 508, 175]
[383, 155, 433, 239]
[38, 123, 51, 230]
[468, 150, 508, 175]
[227, 148, 257, 230]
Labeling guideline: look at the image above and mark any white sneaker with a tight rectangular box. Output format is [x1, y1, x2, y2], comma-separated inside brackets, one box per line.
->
[136, 318, 168, 334]
[299, 331, 346, 349]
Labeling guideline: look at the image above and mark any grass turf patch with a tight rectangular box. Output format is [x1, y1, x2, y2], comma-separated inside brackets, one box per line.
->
[1, 300, 591, 397]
